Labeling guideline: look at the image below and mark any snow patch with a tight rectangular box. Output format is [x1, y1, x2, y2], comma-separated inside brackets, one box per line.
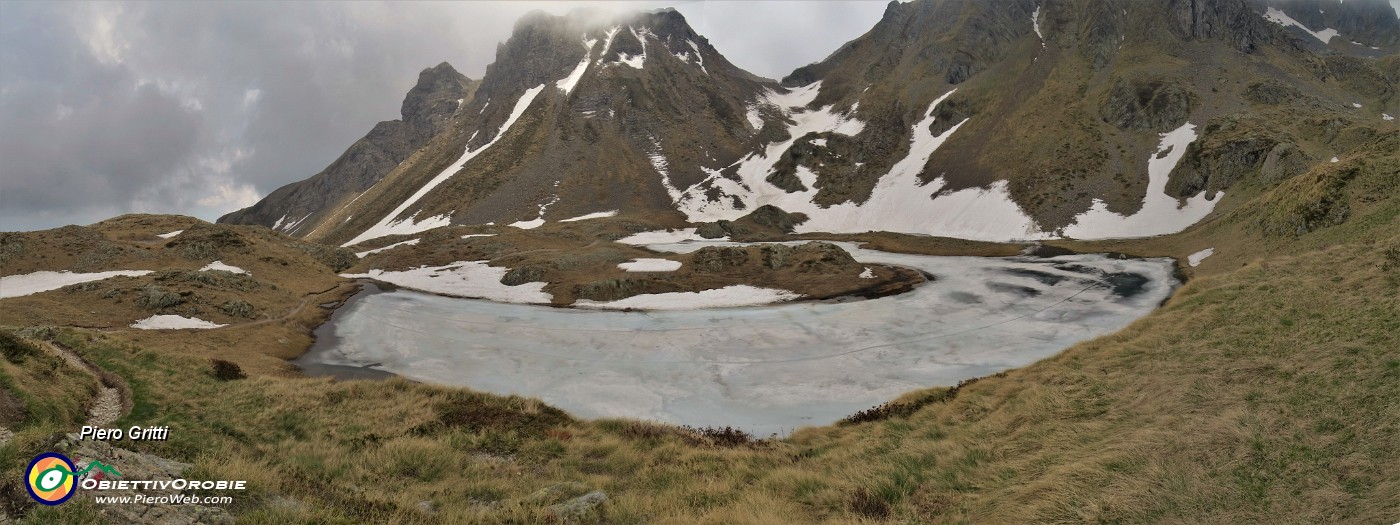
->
[1262, 7, 1340, 43]
[556, 35, 596, 94]
[1383, 113, 1394, 121]
[131, 315, 226, 330]
[617, 26, 647, 69]
[1352, 102, 1363, 108]
[1187, 248, 1215, 267]
[199, 261, 248, 274]
[156, 230, 183, 239]
[674, 81, 869, 222]
[282, 213, 312, 233]
[1062, 122, 1220, 239]
[461, 233, 495, 239]
[355, 238, 420, 258]
[595, 26, 621, 65]
[859, 267, 874, 279]
[745, 106, 764, 130]
[1331, 156, 1340, 163]
[687, 39, 707, 74]
[1032, 6, 1045, 45]
[618, 258, 682, 272]
[344, 84, 547, 246]
[560, 210, 618, 222]
[509, 218, 546, 230]
[342, 261, 551, 304]
[575, 285, 801, 310]
[649, 138, 683, 201]
[810, 138, 827, 147]
[617, 228, 718, 245]
[1, 270, 153, 299]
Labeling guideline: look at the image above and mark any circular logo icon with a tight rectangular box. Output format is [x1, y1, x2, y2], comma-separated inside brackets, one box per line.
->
[26, 453, 77, 506]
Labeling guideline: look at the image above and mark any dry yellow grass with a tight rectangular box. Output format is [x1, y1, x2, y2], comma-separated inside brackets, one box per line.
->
[5, 227, 1396, 523]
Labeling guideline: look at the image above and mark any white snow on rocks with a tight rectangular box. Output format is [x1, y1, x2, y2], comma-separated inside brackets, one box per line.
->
[560, 210, 618, 222]
[344, 83, 547, 246]
[1, 270, 153, 299]
[199, 261, 248, 274]
[673, 81, 868, 221]
[342, 261, 551, 304]
[130, 315, 227, 330]
[509, 218, 546, 230]
[745, 106, 764, 130]
[595, 26, 621, 65]
[1187, 247, 1215, 267]
[676, 89, 1049, 241]
[1352, 102, 1363, 108]
[1331, 156, 1340, 163]
[1262, 7, 1340, 43]
[687, 40, 707, 74]
[616, 228, 720, 245]
[648, 138, 683, 201]
[1384, 113, 1395, 121]
[576, 285, 800, 310]
[618, 258, 682, 272]
[618, 26, 647, 69]
[556, 35, 597, 94]
[355, 239, 421, 258]
[282, 213, 312, 233]
[1062, 122, 1221, 239]
[509, 187, 561, 230]
[859, 267, 874, 279]
[156, 230, 183, 239]
[461, 233, 496, 239]
[1032, 6, 1045, 45]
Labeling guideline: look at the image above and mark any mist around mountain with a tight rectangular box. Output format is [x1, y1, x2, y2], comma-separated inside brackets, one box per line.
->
[221, 0, 1396, 250]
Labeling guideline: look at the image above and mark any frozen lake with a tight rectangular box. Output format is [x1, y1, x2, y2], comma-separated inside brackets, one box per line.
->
[298, 242, 1178, 436]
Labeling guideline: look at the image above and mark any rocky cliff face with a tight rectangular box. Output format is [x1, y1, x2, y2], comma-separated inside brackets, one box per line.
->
[217, 63, 477, 235]
[221, 0, 1397, 245]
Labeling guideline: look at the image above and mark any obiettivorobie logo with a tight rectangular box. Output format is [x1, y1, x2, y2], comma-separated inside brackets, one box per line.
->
[25, 451, 248, 507]
[25, 452, 121, 506]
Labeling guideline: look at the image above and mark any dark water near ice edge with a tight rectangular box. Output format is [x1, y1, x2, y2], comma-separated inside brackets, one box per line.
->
[296, 241, 1178, 437]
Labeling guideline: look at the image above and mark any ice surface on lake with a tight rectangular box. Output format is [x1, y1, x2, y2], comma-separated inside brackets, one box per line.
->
[308, 241, 1177, 436]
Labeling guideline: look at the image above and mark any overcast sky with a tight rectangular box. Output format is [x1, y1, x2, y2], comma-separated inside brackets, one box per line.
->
[0, 1, 889, 232]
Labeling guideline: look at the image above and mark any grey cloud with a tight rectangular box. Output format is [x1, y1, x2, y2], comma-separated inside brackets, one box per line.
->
[0, 0, 886, 232]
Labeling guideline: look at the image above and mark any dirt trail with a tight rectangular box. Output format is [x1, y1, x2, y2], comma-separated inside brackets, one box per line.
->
[45, 340, 128, 428]
[0, 340, 126, 449]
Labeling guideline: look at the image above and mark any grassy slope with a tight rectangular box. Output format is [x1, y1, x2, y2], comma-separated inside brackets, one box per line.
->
[5, 182, 1397, 523]
[4, 137, 1398, 523]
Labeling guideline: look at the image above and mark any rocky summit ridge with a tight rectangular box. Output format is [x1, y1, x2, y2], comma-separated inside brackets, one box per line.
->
[218, 0, 1398, 247]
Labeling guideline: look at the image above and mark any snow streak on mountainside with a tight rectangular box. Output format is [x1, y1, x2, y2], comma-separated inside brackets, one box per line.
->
[223, 0, 1400, 246]
[342, 84, 547, 246]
